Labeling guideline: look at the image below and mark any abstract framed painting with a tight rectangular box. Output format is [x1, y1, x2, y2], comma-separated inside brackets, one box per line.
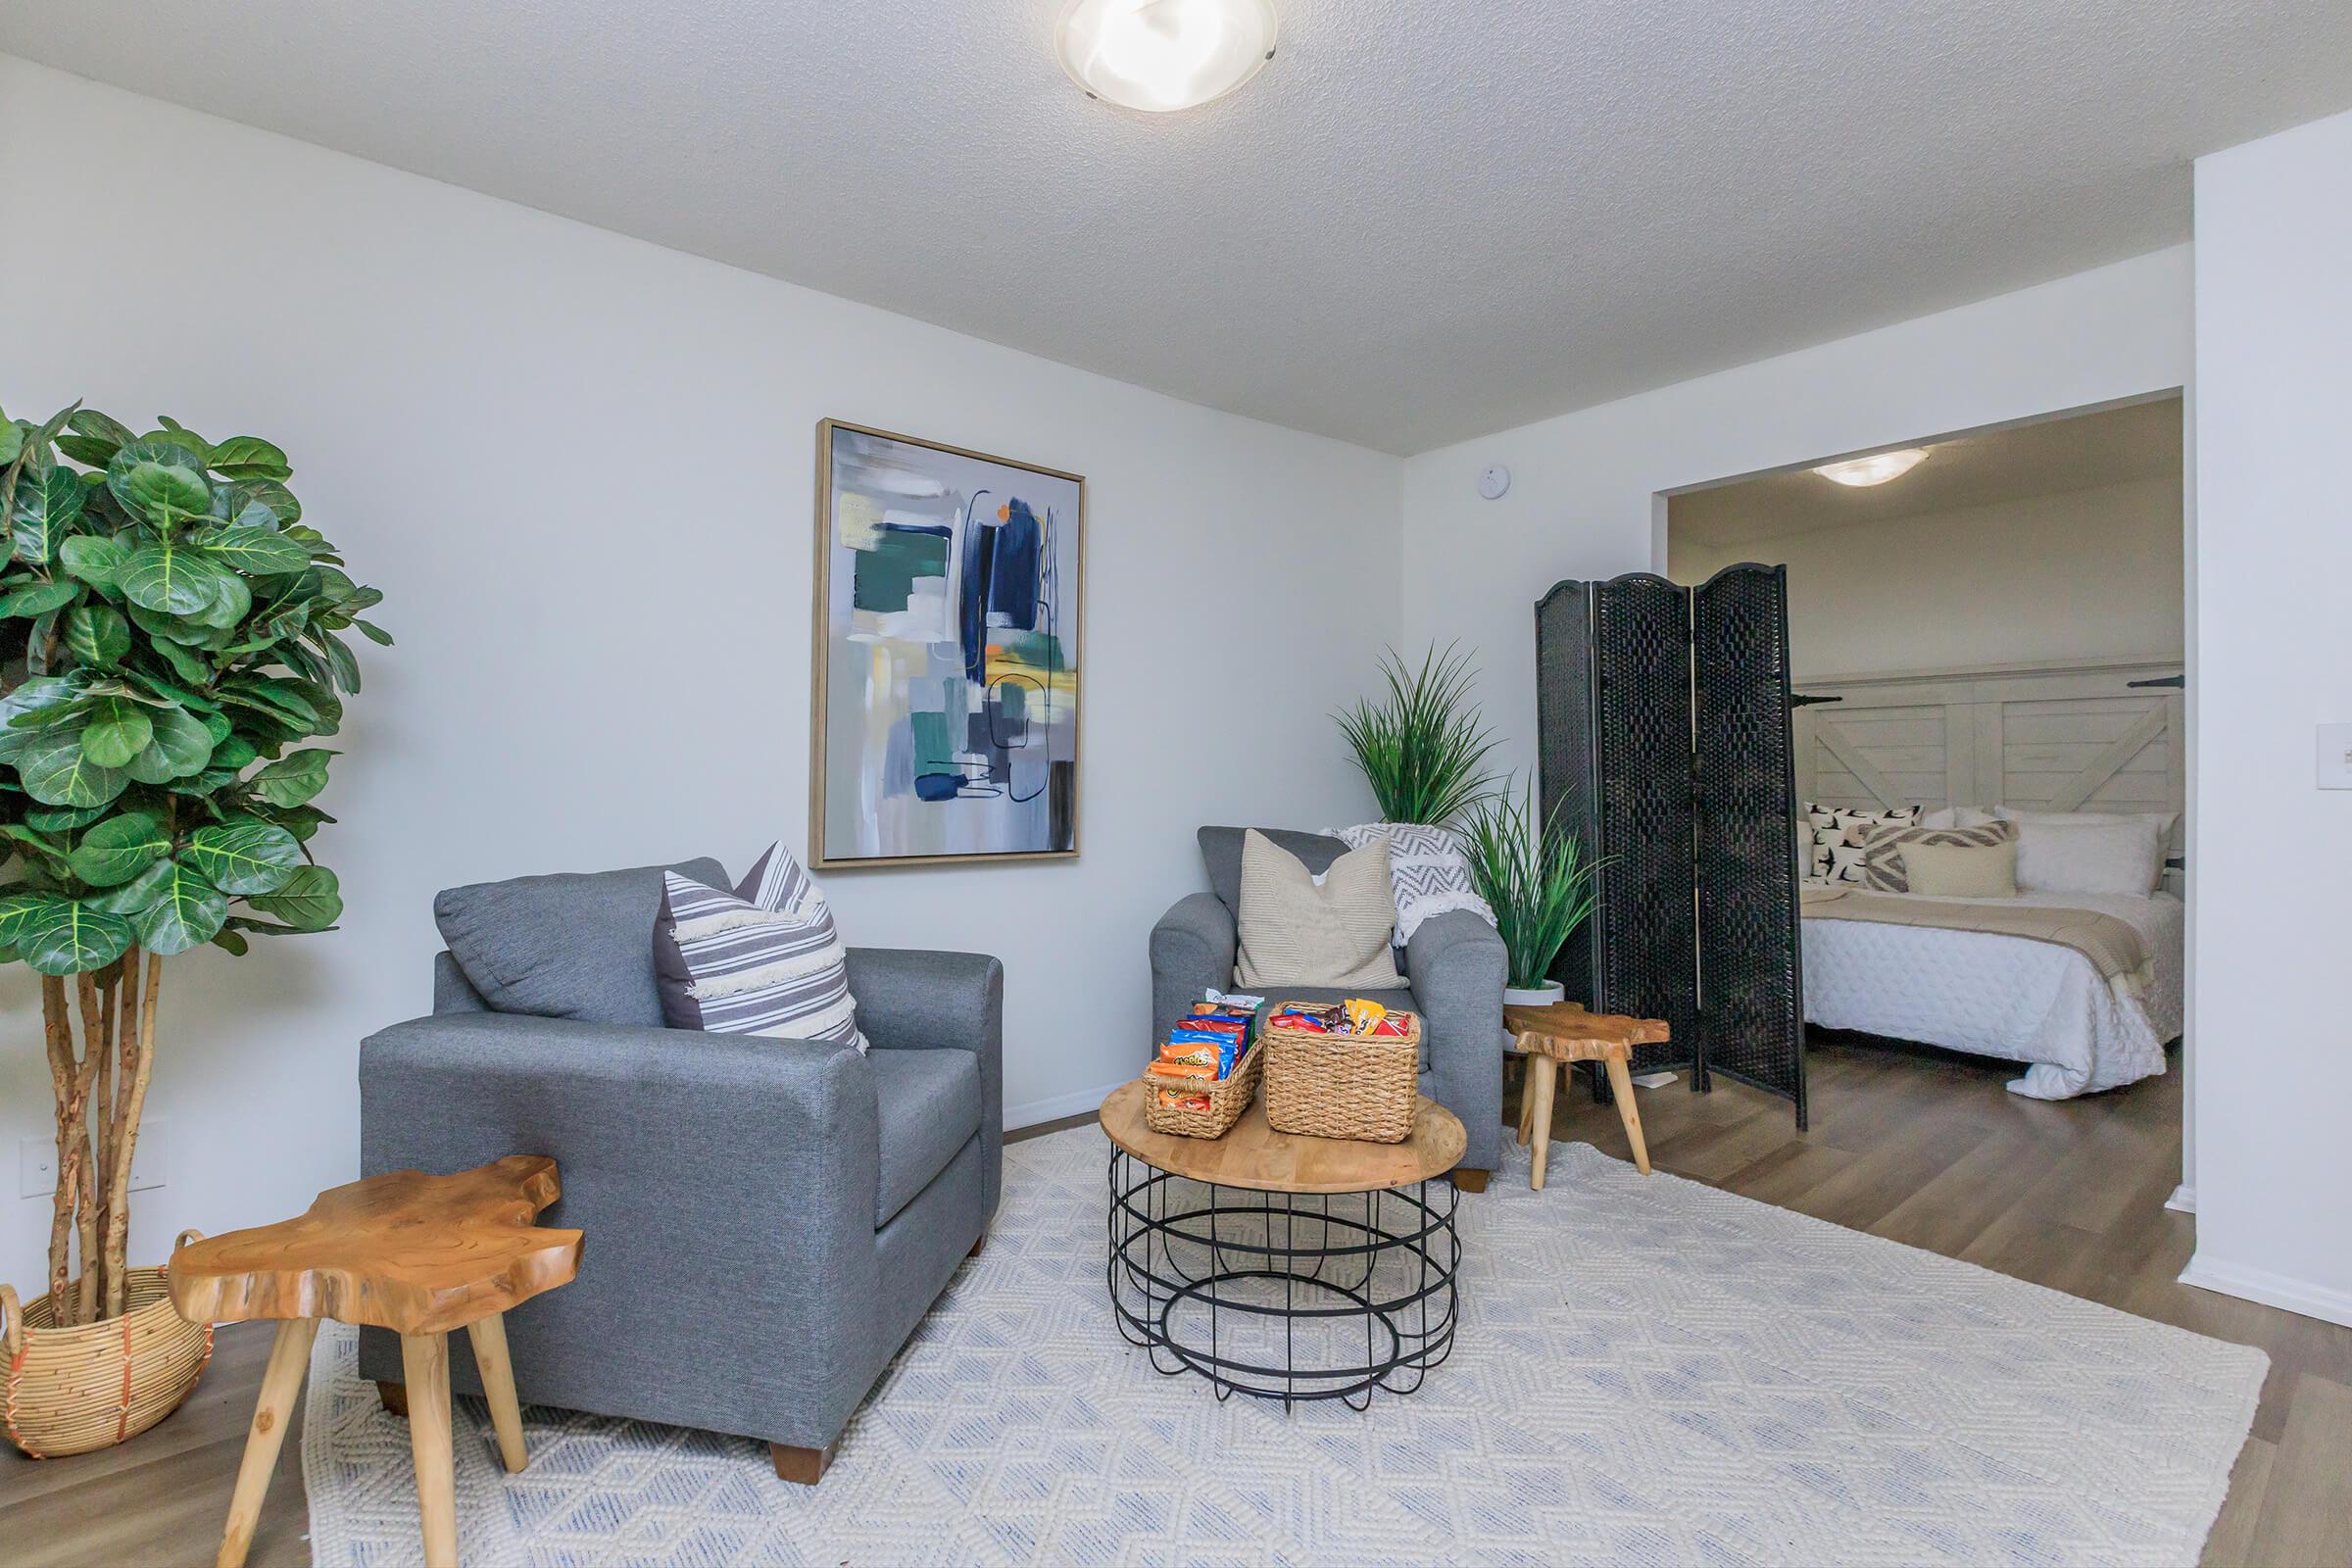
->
[809, 419, 1084, 868]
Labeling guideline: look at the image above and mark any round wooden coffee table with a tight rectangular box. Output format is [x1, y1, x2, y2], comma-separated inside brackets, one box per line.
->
[1099, 1083, 1465, 1409]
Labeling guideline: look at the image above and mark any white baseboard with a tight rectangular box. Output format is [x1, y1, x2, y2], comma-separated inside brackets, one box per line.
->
[2179, 1252, 2352, 1329]
[2165, 1183, 2195, 1213]
[1005, 1078, 1129, 1132]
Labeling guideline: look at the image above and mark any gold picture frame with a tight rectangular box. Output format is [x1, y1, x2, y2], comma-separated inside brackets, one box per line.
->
[809, 418, 1085, 869]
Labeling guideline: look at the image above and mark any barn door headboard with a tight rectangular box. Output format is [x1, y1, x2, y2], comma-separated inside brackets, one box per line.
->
[1790, 656, 2185, 882]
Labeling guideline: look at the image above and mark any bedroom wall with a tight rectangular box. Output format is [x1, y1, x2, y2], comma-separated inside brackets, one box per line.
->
[2183, 106, 2352, 1328]
[1667, 477, 2185, 678]
[1398, 248, 2190, 793]
[0, 58, 1402, 1291]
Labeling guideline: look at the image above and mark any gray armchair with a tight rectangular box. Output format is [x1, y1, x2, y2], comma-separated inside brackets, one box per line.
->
[1151, 827, 1505, 1180]
[357, 860, 1002, 1485]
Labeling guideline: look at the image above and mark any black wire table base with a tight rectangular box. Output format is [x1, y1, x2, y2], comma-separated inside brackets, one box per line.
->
[1104, 1148, 1461, 1409]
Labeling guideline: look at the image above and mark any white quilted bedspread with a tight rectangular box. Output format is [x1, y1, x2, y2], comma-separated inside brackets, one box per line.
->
[1802, 891, 2183, 1099]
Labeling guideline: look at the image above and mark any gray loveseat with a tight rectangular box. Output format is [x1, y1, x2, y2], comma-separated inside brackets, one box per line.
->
[357, 859, 1003, 1484]
[1149, 827, 1506, 1181]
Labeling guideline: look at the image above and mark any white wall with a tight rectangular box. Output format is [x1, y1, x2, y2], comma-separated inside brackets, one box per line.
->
[1399, 247, 2192, 786]
[0, 58, 1401, 1291]
[2181, 107, 2352, 1327]
[1668, 477, 2185, 678]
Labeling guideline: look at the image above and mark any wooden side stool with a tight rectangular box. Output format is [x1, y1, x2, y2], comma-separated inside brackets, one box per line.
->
[1503, 1001, 1671, 1189]
[169, 1155, 582, 1568]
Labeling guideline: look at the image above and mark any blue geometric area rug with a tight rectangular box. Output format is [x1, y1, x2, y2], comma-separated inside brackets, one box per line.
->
[304, 1125, 2263, 1566]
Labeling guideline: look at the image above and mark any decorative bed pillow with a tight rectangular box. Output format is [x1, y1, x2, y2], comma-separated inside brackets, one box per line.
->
[2004, 815, 2167, 897]
[1899, 837, 2019, 898]
[1919, 805, 1995, 830]
[654, 842, 867, 1051]
[1860, 819, 2016, 892]
[1235, 828, 1405, 990]
[1326, 821, 1494, 942]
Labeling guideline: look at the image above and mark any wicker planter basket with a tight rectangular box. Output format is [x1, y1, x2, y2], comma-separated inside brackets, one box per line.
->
[1262, 1008, 1423, 1144]
[3, 1252, 213, 1459]
[1143, 1041, 1263, 1139]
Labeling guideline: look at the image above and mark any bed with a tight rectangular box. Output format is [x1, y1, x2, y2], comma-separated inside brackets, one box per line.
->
[1790, 657, 2185, 1100]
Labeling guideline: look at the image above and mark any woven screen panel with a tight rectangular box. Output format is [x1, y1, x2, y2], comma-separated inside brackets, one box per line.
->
[1591, 574, 1699, 1078]
[1692, 564, 1807, 1121]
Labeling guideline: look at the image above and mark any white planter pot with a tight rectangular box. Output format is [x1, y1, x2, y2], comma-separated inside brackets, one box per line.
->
[1502, 980, 1565, 1007]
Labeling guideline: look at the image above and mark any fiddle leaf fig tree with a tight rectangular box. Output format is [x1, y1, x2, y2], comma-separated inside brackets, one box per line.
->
[0, 400, 387, 1327]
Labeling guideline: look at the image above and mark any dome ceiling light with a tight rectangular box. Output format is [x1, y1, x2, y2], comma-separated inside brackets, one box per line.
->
[1813, 448, 1930, 487]
[1055, 0, 1280, 114]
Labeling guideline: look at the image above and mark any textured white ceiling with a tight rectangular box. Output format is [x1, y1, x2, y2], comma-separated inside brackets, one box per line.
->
[5, 4, 2348, 453]
[1671, 398, 2182, 548]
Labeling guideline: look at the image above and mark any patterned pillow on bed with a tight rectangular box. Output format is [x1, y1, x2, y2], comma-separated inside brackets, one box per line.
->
[1860, 819, 2017, 893]
[1801, 803, 1919, 883]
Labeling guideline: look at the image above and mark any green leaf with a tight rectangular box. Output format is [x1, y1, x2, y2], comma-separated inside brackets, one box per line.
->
[143, 633, 213, 686]
[83, 858, 174, 915]
[122, 705, 217, 784]
[0, 824, 72, 871]
[0, 421, 21, 466]
[181, 817, 300, 895]
[0, 578, 81, 617]
[62, 604, 131, 666]
[213, 477, 300, 528]
[0, 890, 65, 945]
[251, 802, 328, 842]
[130, 862, 228, 955]
[78, 697, 154, 768]
[19, 899, 133, 974]
[119, 537, 216, 614]
[190, 524, 310, 575]
[67, 809, 170, 887]
[24, 803, 109, 832]
[63, 410, 134, 466]
[252, 748, 334, 808]
[210, 926, 249, 956]
[355, 618, 393, 647]
[191, 561, 251, 628]
[59, 533, 131, 590]
[210, 734, 258, 770]
[12, 468, 87, 564]
[106, 439, 212, 526]
[16, 730, 129, 808]
[218, 674, 320, 730]
[244, 863, 339, 929]
[205, 436, 290, 481]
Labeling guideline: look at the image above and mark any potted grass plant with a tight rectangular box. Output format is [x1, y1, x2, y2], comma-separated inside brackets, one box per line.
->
[1460, 779, 1602, 1005]
[1334, 643, 1497, 825]
[0, 400, 384, 1456]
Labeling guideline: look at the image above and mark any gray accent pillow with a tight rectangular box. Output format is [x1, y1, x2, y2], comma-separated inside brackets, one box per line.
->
[435, 858, 727, 1027]
[1198, 826, 1348, 917]
[1234, 828, 1405, 990]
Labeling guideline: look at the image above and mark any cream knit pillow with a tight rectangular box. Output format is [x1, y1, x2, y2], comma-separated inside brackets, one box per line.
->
[1234, 827, 1406, 990]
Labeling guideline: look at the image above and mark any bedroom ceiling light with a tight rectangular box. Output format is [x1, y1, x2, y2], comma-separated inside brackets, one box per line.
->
[1055, 0, 1280, 113]
[1813, 448, 1930, 487]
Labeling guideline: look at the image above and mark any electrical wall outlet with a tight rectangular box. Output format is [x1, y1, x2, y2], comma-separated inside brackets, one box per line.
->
[16, 1121, 167, 1197]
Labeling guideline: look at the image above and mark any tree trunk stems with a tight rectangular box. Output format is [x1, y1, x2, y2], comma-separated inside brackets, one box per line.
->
[72, 974, 105, 1324]
[102, 951, 163, 1321]
[41, 976, 77, 1323]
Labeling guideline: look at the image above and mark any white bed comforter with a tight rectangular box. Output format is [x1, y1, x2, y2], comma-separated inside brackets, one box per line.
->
[1801, 890, 2183, 1099]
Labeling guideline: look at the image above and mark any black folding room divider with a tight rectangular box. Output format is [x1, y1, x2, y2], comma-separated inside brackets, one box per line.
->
[1533, 564, 1807, 1129]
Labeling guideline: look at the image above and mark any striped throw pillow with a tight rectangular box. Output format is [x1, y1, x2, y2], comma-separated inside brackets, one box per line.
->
[1860, 819, 2017, 893]
[654, 843, 866, 1052]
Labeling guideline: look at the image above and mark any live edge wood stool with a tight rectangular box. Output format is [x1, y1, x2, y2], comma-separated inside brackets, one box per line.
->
[169, 1155, 582, 1568]
[1503, 1001, 1671, 1190]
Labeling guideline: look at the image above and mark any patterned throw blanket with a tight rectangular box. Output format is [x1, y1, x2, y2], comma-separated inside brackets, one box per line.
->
[1326, 822, 1495, 943]
[1800, 887, 2155, 997]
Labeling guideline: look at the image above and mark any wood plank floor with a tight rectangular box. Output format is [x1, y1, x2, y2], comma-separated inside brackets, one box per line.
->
[5, 1034, 2345, 1567]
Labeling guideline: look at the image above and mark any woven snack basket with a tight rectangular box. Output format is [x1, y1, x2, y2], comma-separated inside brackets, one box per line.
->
[1143, 1041, 1263, 1139]
[1262, 1007, 1422, 1144]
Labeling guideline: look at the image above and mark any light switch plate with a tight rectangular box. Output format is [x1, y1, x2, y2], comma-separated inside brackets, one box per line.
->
[19, 1137, 56, 1200]
[16, 1121, 166, 1197]
[2320, 724, 2352, 789]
